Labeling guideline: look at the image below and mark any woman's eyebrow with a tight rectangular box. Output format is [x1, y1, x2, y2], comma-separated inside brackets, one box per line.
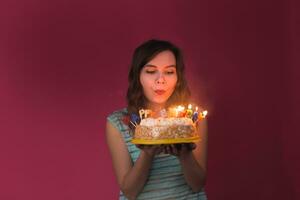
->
[144, 64, 176, 68]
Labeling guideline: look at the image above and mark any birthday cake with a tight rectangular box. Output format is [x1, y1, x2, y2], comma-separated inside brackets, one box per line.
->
[131, 105, 207, 144]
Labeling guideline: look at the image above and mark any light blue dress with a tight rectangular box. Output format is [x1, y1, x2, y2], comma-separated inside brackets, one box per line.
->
[107, 108, 207, 200]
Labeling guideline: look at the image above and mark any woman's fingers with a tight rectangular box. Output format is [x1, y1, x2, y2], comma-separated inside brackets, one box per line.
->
[189, 143, 196, 150]
[156, 145, 164, 154]
[163, 145, 168, 154]
[162, 145, 179, 156]
[145, 145, 164, 154]
[166, 143, 197, 156]
[164, 145, 171, 154]
[136, 143, 196, 156]
[175, 144, 182, 151]
[184, 143, 196, 150]
[171, 144, 178, 156]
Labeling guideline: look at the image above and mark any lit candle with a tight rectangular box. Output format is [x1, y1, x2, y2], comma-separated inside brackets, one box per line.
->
[130, 113, 140, 124]
[159, 109, 167, 118]
[186, 104, 193, 118]
[199, 110, 208, 119]
[168, 108, 176, 117]
[129, 113, 140, 127]
[139, 109, 145, 119]
[175, 107, 179, 117]
[177, 105, 185, 117]
[144, 109, 151, 118]
[192, 106, 199, 122]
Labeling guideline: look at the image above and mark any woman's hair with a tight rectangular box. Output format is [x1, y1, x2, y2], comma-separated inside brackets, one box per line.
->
[126, 39, 191, 116]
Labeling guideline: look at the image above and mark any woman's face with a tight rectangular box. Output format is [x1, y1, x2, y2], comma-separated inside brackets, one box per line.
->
[140, 50, 178, 109]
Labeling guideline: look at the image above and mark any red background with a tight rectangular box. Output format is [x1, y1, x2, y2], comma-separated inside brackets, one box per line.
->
[0, 0, 299, 199]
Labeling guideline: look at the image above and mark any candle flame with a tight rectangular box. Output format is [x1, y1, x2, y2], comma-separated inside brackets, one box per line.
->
[173, 105, 185, 117]
[176, 105, 185, 112]
[202, 110, 208, 118]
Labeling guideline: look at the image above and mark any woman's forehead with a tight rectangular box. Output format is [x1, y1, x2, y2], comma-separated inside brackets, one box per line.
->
[145, 51, 176, 67]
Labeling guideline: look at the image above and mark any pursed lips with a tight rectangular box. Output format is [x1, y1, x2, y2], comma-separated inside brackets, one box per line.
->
[154, 89, 167, 95]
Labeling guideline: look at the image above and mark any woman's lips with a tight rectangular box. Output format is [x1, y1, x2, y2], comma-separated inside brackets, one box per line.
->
[154, 90, 166, 95]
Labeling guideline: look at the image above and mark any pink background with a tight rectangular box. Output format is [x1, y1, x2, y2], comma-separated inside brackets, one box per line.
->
[1, 0, 299, 199]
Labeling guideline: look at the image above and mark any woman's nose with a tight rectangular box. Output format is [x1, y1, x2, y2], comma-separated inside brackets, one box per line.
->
[156, 72, 166, 84]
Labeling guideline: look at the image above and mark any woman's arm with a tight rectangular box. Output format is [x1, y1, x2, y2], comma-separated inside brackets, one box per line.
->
[164, 119, 208, 192]
[106, 121, 161, 199]
[180, 119, 208, 192]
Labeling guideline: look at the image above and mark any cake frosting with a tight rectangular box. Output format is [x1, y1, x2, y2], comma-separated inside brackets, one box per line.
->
[140, 117, 193, 126]
[131, 105, 207, 143]
[134, 117, 197, 140]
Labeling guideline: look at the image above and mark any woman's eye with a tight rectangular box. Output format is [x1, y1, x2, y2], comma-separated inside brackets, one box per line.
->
[165, 71, 175, 75]
[146, 70, 156, 74]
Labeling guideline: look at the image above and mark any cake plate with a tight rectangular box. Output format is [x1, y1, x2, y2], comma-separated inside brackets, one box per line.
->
[131, 136, 200, 145]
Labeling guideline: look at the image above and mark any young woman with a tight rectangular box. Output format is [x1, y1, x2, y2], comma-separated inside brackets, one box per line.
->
[106, 39, 208, 199]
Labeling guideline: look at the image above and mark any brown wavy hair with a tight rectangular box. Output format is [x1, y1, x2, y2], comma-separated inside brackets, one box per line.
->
[126, 39, 191, 119]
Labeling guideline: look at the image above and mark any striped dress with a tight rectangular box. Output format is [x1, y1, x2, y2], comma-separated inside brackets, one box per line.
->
[107, 108, 207, 200]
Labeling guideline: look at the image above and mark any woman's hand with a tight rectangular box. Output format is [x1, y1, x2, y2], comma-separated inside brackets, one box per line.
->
[136, 144, 164, 158]
[163, 143, 196, 158]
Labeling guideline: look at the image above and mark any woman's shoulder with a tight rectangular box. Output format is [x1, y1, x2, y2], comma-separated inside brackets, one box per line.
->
[107, 107, 131, 136]
[107, 107, 128, 120]
[107, 107, 129, 126]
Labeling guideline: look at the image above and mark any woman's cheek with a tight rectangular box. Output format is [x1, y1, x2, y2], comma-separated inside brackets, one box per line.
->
[168, 76, 177, 87]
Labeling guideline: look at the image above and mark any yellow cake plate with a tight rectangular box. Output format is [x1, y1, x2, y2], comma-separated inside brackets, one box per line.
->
[131, 136, 200, 145]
